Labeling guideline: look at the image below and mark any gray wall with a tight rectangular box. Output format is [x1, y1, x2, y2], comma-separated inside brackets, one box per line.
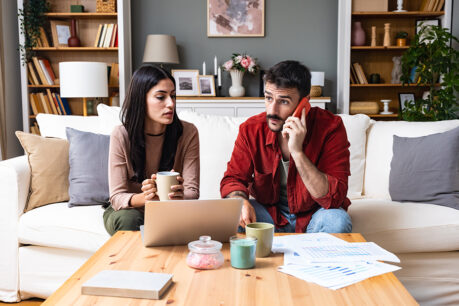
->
[1, 0, 22, 159]
[131, 0, 338, 106]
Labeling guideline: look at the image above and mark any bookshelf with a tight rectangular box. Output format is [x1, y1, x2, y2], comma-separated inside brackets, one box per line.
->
[336, 0, 452, 117]
[18, 0, 132, 134]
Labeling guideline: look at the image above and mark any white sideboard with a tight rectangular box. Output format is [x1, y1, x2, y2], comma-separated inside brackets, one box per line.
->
[176, 97, 331, 117]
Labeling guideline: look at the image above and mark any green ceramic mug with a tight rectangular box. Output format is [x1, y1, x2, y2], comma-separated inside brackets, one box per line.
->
[245, 222, 274, 258]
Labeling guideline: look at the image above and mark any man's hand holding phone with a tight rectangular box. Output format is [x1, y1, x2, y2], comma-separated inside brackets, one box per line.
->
[282, 97, 309, 155]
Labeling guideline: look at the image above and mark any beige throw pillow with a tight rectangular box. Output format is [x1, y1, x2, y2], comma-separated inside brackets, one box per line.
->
[15, 131, 70, 212]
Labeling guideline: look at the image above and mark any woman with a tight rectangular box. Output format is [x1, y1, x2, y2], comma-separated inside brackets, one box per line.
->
[103, 65, 200, 235]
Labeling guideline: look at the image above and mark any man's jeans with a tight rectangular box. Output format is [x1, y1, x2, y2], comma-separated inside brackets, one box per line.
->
[240, 199, 352, 233]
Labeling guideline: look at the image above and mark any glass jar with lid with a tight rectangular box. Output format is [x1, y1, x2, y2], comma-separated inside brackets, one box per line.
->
[186, 235, 224, 270]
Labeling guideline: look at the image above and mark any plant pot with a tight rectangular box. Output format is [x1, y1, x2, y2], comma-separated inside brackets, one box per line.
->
[396, 38, 406, 46]
[229, 70, 245, 97]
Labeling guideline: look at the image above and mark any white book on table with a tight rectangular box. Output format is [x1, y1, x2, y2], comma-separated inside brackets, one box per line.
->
[82, 270, 173, 300]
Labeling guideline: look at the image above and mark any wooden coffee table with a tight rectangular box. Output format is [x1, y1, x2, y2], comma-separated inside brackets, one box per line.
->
[43, 231, 417, 305]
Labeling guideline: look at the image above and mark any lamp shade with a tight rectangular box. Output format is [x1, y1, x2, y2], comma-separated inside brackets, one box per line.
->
[311, 71, 325, 87]
[59, 62, 108, 98]
[143, 34, 179, 64]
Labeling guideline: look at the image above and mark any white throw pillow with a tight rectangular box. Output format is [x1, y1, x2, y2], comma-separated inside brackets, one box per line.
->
[97, 103, 122, 135]
[178, 110, 248, 199]
[36, 114, 101, 139]
[364, 120, 459, 200]
[337, 114, 371, 200]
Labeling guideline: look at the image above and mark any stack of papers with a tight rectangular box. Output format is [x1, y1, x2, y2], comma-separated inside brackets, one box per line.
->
[273, 233, 401, 290]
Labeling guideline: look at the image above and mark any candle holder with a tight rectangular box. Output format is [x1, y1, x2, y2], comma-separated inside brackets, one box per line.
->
[380, 99, 393, 114]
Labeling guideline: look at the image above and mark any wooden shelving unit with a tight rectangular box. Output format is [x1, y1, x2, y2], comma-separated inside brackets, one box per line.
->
[18, 0, 132, 133]
[347, 0, 447, 119]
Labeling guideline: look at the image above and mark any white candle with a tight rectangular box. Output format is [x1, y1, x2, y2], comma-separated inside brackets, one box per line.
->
[217, 66, 221, 86]
[203, 61, 206, 75]
[214, 56, 217, 75]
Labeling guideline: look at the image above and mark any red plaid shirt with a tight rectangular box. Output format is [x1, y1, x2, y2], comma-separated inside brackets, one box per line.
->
[220, 107, 351, 233]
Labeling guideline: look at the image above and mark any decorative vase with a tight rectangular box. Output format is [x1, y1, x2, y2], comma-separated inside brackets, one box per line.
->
[371, 26, 377, 47]
[351, 21, 365, 46]
[383, 23, 391, 47]
[229, 70, 245, 97]
[68, 19, 80, 47]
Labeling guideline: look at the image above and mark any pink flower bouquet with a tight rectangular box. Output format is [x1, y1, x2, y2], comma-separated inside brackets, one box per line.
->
[223, 53, 259, 74]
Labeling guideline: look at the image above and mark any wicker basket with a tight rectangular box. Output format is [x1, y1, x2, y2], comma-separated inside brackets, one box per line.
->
[96, 0, 116, 13]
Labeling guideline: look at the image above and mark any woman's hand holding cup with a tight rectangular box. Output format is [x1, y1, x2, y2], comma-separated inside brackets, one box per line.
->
[169, 175, 184, 200]
[141, 173, 158, 201]
[156, 170, 183, 201]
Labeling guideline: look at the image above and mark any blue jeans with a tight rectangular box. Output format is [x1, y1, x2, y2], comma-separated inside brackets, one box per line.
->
[239, 199, 352, 233]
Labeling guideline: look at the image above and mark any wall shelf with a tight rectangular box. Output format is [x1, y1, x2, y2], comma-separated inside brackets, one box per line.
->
[351, 46, 409, 50]
[31, 47, 118, 51]
[44, 13, 117, 19]
[352, 11, 444, 17]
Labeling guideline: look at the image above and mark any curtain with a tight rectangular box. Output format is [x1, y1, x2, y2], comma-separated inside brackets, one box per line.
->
[0, 2, 6, 160]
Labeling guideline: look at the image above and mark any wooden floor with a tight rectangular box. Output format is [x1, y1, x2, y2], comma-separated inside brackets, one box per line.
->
[0, 299, 43, 305]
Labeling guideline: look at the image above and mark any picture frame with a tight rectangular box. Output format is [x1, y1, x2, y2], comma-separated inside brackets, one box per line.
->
[198, 75, 216, 96]
[50, 20, 71, 47]
[398, 93, 415, 111]
[259, 70, 265, 97]
[416, 19, 440, 34]
[171, 69, 200, 96]
[207, 0, 265, 37]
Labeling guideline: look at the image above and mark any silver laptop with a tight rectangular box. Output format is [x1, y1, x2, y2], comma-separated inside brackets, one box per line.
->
[141, 199, 243, 246]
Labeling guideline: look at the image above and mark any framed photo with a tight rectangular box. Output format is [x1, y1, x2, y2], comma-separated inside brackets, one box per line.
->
[259, 70, 265, 97]
[198, 75, 216, 96]
[50, 20, 71, 47]
[171, 69, 200, 96]
[416, 19, 440, 34]
[398, 93, 415, 111]
[207, 0, 265, 37]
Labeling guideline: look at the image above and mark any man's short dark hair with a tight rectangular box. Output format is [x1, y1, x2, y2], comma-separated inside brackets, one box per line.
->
[264, 60, 311, 99]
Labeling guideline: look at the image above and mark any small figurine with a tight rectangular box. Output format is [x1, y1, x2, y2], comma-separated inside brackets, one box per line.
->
[391, 56, 402, 84]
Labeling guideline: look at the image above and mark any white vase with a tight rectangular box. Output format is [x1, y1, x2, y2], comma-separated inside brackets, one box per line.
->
[229, 70, 245, 97]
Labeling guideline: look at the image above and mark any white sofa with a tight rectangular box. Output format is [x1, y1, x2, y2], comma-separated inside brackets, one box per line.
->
[1, 107, 458, 305]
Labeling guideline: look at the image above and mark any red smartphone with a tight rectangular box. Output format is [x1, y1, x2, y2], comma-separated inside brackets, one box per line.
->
[293, 96, 311, 118]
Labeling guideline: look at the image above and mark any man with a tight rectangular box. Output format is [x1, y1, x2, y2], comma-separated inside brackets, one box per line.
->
[220, 60, 352, 233]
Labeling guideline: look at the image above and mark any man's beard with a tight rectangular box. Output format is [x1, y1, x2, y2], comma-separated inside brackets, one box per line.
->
[266, 114, 284, 132]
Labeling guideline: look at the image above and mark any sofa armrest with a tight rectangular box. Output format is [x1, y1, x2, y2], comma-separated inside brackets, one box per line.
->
[0, 155, 30, 302]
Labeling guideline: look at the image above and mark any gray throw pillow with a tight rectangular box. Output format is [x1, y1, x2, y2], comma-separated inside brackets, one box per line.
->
[66, 127, 110, 207]
[389, 126, 459, 209]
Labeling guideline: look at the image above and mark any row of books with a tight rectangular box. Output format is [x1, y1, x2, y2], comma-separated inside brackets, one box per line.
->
[28, 56, 57, 85]
[30, 122, 40, 135]
[419, 0, 445, 11]
[94, 24, 118, 48]
[35, 27, 50, 48]
[350, 63, 368, 84]
[29, 90, 72, 116]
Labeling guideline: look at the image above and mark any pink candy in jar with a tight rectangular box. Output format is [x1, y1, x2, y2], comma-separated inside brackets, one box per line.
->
[186, 236, 224, 270]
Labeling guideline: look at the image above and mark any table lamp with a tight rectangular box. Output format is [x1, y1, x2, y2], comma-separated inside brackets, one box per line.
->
[310, 71, 325, 97]
[59, 62, 108, 116]
[142, 34, 180, 66]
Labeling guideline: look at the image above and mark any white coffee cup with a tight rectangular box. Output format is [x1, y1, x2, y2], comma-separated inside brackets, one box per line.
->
[156, 171, 180, 201]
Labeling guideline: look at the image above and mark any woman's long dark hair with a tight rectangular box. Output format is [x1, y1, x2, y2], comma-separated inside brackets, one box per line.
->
[121, 64, 183, 183]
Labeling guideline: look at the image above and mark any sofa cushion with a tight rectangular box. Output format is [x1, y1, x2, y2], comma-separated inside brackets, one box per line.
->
[66, 128, 111, 207]
[15, 132, 69, 212]
[337, 114, 371, 199]
[389, 127, 459, 209]
[36, 113, 101, 139]
[97, 103, 121, 135]
[178, 111, 247, 199]
[349, 199, 459, 253]
[18, 202, 110, 253]
[364, 120, 459, 200]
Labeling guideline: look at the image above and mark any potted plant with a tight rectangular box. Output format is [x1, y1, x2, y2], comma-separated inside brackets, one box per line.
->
[395, 31, 408, 46]
[400, 24, 459, 121]
[18, 0, 50, 63]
